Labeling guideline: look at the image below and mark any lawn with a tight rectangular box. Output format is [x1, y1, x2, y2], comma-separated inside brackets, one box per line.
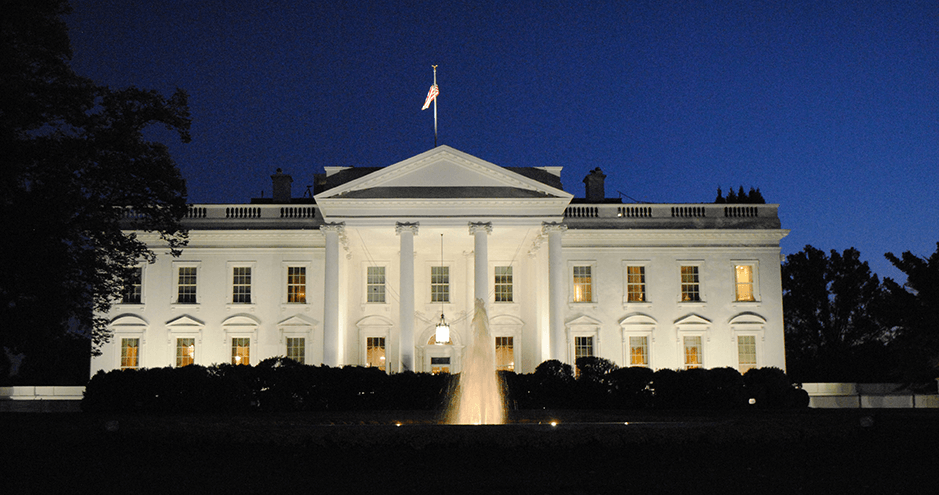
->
[2, 409, 936, 494]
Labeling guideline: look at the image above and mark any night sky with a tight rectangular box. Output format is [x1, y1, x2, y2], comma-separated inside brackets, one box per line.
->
[65, 0, 938, 282]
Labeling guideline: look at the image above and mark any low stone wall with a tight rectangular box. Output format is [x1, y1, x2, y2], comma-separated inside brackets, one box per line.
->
[803, 383, 939, 409]
[0, 386, 85, 412]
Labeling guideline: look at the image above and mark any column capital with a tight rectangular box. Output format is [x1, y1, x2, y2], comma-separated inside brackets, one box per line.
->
[541, 221, 568, 235]
[468, 221, 492, 235]
[319, 222, 345, 234]
[395, 221, 420, 235]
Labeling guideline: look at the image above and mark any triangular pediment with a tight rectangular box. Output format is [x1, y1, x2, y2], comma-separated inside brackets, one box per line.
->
[317, 146, 570, 199]
[279, 314, 319, 328]
[166, 315, 204, 328]
[314, 146, 573, 223]
[674, 314, 712, 327]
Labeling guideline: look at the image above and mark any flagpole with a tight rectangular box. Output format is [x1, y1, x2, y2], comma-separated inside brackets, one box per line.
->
[432, 65, 438, 147]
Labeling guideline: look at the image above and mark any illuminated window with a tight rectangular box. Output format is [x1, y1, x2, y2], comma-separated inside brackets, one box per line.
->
[121, 338, 139, 370]
[572, 266, 592, 302]
[287, 267, 306, 303]
[683, 336, 703, 369]
[680, 266, 700, 302]
[176, 338, 195, 367]
[629, 336, 648, 367]
[494, 266, 513, 302]
[495, 336, 514, 371]
[231, 338, 250, 366]
[430, 356, 450, 374]
[122, 267, 142, 304]
[177, 267, 197, 304]
[431, 266, 449, 303]
[232, 267, 252, 304]
[287, 337, 305, 364]
[626, 266, 645, 302]
[366, 337, 386, 371]
[735, 265, 755, 302]
[367, 266, 386, 303]
[737, 335, 757, 373]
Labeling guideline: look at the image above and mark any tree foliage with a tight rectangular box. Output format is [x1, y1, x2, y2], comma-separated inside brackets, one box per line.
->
[0, 0, 190, 366]
[883, 243, 939, 380]
[782, 246, 891, 381]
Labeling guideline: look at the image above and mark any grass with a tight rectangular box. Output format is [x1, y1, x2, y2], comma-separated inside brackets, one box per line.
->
[2, 408, 936, 494]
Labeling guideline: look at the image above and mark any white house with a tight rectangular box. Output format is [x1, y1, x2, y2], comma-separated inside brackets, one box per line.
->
[92, 146, 789, 376]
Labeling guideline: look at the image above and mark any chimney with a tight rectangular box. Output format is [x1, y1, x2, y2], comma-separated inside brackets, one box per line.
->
[271, 168, 293, 203]
[584, 167, 606, 202]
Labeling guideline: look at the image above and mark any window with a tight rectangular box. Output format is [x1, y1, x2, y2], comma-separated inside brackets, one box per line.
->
[121, 338, 139, 370]
[287, 337, 305, 364]
[683, 336, 703, 369]
[494, 266, 513, 302]
[431, 266, 449, 303]
[738, 335, 757, 374]
[366, 337, 386, 371]
[367, 266, 386, 303]
[735, 265, 755, 302]
[574, 336, 594, 361]
[629, 336, 648, 367]
[430, 357, 450, 374]
[680, 266, 701, 302]
[122, 267, 142, 304]
[287, 266, 306, 303]
[176, 338, 195, 367]
[572, 265, 592, 302]
[232, 267, 252, 304]
[177, 267, 197, 304]
[626, 266, 645, 302]
[495, 336, 514, 371]
[231, 338, 250, 366]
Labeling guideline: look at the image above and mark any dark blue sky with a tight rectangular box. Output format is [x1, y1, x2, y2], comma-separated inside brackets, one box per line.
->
[66, 0, 938, 282]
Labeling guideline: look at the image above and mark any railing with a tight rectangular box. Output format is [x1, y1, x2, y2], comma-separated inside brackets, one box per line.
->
[171, 204, 319, 222]
[563, 203, 779, 224]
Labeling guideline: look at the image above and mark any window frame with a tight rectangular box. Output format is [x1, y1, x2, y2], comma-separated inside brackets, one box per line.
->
[175, 337, 196, 368]
[569, 261, 597, 304]
[736, 334, 758, 374]
[231, 337, 251, 366]
[365, 336, 387, 371]
[430, 264, 450, 304]
[732, 261, 760, 303]
[121, 266, 144, 305]
[493, 265, 514, 304]
[227, 261, 257, 306]
[682, 334, 705, 370]
[172, 261, 201, 306]
[286, 337, 306, 364]
[366, 265, 387, 304]
[678, 262, 705, 304]
[120, 337, 141, 370]
[622, 261, 651, 306]
[282, 262, 312, 306]
[286, 266, 307, 304]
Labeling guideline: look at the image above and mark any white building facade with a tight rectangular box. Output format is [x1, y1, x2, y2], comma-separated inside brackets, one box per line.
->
[93, 146, 789, 376]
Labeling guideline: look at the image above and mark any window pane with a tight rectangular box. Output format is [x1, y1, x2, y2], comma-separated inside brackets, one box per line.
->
[287, 337, 305, 364]
[626, 266, 645, 302]
[683, 336, 703, 369]
[122, 267, 142, 304]
[176, 338, 195, 367]
[367, 266, 386, 303]
[573, 266, 592, 302]
[629, 336, 648, 366]
[287, 266, 306, 303]
[177, 267, 197, 304]
[494, 266, 513, 302]
[738, 335, 757, 373]
[574, 336, 594, 360]
[735, 265, 755, 301]
[232, 338, 250, 366]
[366, 337, 386, 371]
[431, 266, 449, 303]
[680, 266, 700, 302]
[232, 267, 251, 303]
[121, 338, 139, 370]
[495, 336, 514, 371]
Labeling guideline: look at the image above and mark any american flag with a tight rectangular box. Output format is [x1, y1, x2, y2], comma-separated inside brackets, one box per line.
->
[421, 84, 439, 110]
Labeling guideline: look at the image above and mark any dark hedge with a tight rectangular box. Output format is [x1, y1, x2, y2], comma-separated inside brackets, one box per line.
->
[82, 357, 807, 413]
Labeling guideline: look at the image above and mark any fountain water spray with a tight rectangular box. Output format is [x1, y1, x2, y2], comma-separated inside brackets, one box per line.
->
[445, 298, 506, 425]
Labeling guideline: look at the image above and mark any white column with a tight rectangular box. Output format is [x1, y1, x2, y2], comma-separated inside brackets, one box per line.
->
[320, 222, 344, 367]
[543, 222, 568, 362]
[469, 222, 492, 305]
[396, 222, 419, 372]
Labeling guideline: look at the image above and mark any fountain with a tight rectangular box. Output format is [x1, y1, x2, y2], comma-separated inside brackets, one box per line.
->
[444, 298, 506, 425]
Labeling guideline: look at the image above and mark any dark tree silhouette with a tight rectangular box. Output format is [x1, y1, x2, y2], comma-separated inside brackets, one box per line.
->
[883, 243, 939, 381]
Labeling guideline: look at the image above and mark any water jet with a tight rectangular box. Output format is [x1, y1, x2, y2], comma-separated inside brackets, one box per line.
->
[444, 298, 506, 424]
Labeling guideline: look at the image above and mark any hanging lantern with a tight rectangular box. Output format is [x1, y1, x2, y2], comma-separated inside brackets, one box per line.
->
[435, 313, 450, 345]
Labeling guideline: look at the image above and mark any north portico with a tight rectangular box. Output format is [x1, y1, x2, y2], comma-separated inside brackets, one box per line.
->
[93, 145, 788, 376]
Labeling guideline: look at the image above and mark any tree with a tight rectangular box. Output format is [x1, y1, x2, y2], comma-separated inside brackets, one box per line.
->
[883, 243, 939, 381]
[782, 246, 892, 381]
[0, 0, 190, 377]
